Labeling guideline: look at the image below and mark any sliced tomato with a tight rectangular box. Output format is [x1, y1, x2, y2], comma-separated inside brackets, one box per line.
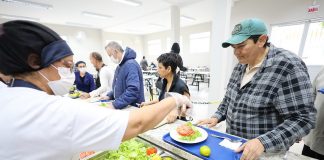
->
[79, 151, 95, 159]
[176, 124, 195, 136]
[146, 147, 157, 155]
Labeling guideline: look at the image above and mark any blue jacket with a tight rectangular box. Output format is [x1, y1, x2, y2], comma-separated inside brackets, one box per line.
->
[74, 72, 96, 93]
[107, 47, 145, 109]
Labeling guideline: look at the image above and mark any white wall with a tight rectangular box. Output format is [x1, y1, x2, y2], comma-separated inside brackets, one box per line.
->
[143, 22, 212, 67]
[101, 31, 144, 63]
[46, 24, 103, 74]
[0, 18, 144, 74]
[1, 0, 323, 77]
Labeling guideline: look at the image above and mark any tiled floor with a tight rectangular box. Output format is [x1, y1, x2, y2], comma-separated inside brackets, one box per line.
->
[143, 79, 305, 155]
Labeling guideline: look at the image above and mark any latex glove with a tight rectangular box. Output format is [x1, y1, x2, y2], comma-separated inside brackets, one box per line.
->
[164, 92, 193, 109]
[236, 138, 265, 160]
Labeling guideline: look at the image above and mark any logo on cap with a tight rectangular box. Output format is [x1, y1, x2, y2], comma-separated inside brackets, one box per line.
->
[232, 24, 242, 35]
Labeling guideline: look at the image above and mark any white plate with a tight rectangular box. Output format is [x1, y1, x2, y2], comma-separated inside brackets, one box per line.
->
[170, 126, 208, 144]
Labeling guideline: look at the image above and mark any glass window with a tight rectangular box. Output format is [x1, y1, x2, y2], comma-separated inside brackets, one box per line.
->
[302, 22, 324, 65]
[189, 32, 210, 53]
[270, 24, 304, 55]
[147, 39, 162, 55]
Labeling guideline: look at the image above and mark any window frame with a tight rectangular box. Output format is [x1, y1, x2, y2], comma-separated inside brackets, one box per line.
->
[270, 19, 324, 65]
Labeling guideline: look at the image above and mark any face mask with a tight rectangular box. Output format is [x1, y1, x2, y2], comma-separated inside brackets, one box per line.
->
[109, 51, 120, 64]
[39, 64, 75, 96]
[79, 67, 87, 73]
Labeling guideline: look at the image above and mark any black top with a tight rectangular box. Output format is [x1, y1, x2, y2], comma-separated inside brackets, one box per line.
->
[158, 73, 190, 101]
[95, 64, 106, 89]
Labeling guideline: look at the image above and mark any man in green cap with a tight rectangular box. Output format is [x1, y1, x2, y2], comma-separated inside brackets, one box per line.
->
[198, 18, 316, 160]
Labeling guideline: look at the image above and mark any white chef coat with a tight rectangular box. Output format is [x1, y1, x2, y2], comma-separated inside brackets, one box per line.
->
[0, 87, 129, 160]
[0, 81, 7, 88]
[90, 65, 114, 97]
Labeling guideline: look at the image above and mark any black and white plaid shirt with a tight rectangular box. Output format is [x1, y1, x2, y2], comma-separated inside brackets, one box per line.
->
[213, 44, 316, 152]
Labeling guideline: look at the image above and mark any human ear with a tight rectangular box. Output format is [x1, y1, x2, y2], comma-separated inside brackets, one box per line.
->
[167, 66, 172, 72]
[27, 53, 41, 69]
[257, 35, 268, 47]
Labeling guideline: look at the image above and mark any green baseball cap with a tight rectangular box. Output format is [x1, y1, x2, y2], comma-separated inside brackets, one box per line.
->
[222, 18, 268, 48]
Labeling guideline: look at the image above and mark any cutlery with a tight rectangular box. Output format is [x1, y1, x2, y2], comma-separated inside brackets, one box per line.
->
[210, 134, 242, 143]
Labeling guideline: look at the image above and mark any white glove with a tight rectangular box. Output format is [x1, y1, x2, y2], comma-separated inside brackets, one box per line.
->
[165, 92, 192, 109]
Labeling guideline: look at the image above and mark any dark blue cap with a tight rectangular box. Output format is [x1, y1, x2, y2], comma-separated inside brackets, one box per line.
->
[41, 40, 73, 67]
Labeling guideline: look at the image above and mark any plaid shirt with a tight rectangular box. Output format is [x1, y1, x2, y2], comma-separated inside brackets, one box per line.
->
[213, 44, 316, 152]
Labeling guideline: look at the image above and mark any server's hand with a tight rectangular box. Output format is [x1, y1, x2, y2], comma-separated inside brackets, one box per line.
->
[164, 92, 193, 109]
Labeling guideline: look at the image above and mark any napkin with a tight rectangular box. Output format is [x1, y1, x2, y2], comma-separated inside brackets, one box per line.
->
[219, 139, 243, 150]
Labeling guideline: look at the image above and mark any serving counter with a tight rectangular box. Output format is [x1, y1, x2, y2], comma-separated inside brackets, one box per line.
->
[81, 104, 315, 160]
[138, 120, 315, 160]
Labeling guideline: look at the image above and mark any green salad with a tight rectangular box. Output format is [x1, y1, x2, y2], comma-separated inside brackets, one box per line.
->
[103, 139, 153, 160]
[178, 122, 202, 141]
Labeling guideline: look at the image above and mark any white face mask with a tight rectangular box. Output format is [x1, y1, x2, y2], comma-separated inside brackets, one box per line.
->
[39, 64, 75, 96]
[79, 67, 87, 73]
[109, 52, 120, 64]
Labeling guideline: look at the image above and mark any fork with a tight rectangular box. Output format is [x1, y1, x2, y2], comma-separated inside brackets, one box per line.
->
[210, 134, 242, 143]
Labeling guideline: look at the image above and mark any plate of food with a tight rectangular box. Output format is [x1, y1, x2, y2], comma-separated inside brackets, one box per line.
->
[170, 122, 208, 144]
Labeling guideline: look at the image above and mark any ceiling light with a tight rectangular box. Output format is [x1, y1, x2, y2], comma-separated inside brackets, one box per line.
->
[112, 0, 142, 7]
[181, 15, 196, 22]
[65, 22, 92, 28]
[0, 14, 39, 21]
[82, 11, 112, 19]
[1, 0, 53, 10]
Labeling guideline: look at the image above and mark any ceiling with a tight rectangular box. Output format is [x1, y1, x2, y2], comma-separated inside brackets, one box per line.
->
[0, 0, 240, 35]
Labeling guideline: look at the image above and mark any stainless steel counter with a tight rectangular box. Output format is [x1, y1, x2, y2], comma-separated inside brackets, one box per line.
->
[137, 104, 315, 160]
[138, 120, 314, 160]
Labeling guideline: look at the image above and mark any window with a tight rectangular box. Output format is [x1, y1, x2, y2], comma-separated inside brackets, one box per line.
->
[270, 20, 324, 65]
[270, 24, 304, 54]
[189, 32, 210, 53]
[302, 22, 324, 65]
[147, 39, 162, 55]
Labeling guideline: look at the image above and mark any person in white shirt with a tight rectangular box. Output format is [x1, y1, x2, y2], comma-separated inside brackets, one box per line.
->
[302, 67, 324, 159]
[0, 20, 191, 160]
[80, 52, 114, 98]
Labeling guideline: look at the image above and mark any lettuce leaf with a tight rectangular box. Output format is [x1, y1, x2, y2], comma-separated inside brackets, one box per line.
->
[179, 122, 202, 141]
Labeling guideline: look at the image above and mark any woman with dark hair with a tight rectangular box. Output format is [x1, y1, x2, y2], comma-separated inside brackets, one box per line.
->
[142, 53, 190, 123]
[0, 20, 192, 159]
[74, 61, 96, 93]
[155, 43, 187, 91]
